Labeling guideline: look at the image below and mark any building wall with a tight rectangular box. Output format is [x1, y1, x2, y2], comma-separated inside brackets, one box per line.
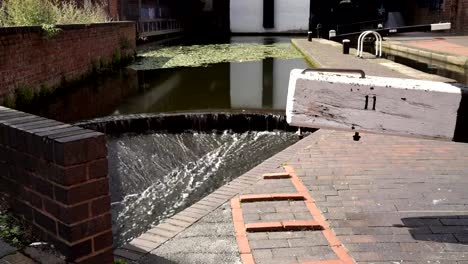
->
[460, 0, 468, 34]
[0, 22, 136, 100]
[0, 106, 113, 263]
[230, 0, 310, 33]
[410, 0, 468, 34]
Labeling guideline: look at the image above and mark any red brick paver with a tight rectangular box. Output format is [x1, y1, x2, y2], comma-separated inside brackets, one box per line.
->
[231, 166, 354, 264]
[404, 38, 468, 56]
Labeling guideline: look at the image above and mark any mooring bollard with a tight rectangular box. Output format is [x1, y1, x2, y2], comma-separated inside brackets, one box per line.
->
[307, 31, 313, 42]
[342, 39, 350, 54]
[329, 30, 336, 39]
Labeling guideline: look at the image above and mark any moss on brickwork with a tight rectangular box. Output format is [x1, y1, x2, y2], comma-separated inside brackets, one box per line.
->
[14, 85, 35, 110]
[2, 95, 16, 109]
[1, 52, 135, 111]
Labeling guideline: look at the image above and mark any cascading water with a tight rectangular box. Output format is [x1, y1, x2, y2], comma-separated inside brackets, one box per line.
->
[108, 130, 301, 246]
[25, 36, 316, 247]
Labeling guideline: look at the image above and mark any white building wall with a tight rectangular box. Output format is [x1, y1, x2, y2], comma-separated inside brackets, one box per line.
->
[230, 0, 310, 33]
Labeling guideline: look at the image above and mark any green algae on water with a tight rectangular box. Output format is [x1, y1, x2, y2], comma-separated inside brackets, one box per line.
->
[129, 43, 303, 70]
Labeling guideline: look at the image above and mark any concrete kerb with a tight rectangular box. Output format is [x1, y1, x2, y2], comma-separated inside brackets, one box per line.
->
[382, 41, 468, 68]
[291, 40, 322, 67]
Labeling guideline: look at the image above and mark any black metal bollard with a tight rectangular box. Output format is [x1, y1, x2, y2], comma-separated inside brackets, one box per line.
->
[342, 39, 350, 54]
[316, 24, 322, 38]
[307, 31, 312, 42]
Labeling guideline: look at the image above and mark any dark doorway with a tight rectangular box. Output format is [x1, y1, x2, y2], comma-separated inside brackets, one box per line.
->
[309, 0, 395, 35]
[263, 0, 275, 29]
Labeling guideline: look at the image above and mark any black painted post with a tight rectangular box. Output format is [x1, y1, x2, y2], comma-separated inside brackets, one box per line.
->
[308, 31, 313, 42]
[342, 39, 350, 54]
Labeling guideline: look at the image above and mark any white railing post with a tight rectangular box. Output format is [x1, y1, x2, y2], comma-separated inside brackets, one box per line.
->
[357, 31, 382, 58]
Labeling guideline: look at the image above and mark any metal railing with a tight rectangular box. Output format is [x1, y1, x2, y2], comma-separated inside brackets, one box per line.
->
[356, 31, 382, 58]
[137, 18, 182, 37]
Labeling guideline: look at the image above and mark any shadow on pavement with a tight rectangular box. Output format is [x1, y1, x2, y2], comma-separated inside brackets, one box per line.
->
[398, 215, 468, 244]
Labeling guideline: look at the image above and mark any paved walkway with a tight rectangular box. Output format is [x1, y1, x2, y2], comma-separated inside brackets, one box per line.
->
[0, 239, 35, 264]
[390, 36, 468, 57]
[115, 130, 468, 264]
[292, 38, 454, 82]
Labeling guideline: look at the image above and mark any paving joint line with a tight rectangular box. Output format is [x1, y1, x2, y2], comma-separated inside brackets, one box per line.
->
[231, 166, 356, 264]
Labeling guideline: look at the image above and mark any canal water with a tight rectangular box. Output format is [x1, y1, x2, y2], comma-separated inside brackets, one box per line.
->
[37, 36, 309, 123]
[32, 36, 311, 246]
[108, 131, 300, 246]
[382, 52, 468, 85]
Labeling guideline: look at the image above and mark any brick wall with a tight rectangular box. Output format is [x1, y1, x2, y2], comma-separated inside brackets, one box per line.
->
[460, 0, 468, 34]
[0, 22, 136, 99]
[108, 0, 120, 19]
[410, 0, 468, 35]
[0, 106, 113, 264]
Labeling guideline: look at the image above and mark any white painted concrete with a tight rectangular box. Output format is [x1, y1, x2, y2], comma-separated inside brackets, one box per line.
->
[230, 0, 310, 33]
[286, 69, 463, 140]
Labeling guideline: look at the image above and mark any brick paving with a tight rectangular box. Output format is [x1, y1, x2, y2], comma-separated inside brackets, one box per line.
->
[125, 129, 468, 264]
[289, 130, 468, 263]
[401, 37, 468, 57]
[292, 38, 454, 82]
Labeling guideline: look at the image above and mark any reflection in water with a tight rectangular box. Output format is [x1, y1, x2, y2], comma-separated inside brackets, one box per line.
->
[39, 70, 140, 123]
[38, 59, 309, 122]
[109, 131, 300, 246]
[115, 58, 309, 116]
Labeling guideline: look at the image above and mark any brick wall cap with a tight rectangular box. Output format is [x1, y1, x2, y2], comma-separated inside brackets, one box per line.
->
[0, 21, 135, 35]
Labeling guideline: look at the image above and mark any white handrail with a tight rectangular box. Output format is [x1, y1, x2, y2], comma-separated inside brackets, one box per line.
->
[356, 31, 382, 58]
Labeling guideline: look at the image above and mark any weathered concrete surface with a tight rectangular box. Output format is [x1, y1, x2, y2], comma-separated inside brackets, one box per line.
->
[140, 203, 241, 264]
[286, 69, 463, 140]
[0, 252, 35, 264]
[0, 240, 15, 258]
[292, 38, 455, 83]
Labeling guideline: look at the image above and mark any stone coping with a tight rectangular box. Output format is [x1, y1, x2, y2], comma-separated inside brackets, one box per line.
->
[382, 41, 468, 68]
[0, 21, 135, 35]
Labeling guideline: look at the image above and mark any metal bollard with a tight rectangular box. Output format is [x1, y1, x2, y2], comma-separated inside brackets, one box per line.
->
[316, 24, 322, 38]
[307, 31, 313, 42]
[342, 39, 350, 54]
[329, 30, 336, 39]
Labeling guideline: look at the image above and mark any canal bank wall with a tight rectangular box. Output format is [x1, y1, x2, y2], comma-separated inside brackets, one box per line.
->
[0, 22, 136, 103]
[0, 106, 114, 263]
[382, 40, 468, 69]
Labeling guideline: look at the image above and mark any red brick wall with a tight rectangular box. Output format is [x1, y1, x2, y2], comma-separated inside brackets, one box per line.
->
[108, 0, 120, 19]
[0, 106, 113, 263]
[460, 0, 468, 34]
[0, 22, 136, 99]
[410, 0, 468, 35]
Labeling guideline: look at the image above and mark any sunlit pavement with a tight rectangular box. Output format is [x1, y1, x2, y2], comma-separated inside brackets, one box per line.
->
[117, 129, 468, 263]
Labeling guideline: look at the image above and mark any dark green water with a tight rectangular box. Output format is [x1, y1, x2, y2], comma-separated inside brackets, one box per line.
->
[36, 37, 309, 123]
